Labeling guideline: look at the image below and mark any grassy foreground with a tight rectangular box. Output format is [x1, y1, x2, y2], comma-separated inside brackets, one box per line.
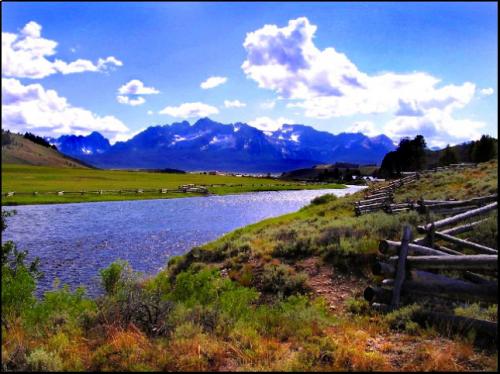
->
[1, 160, 497, 371]
[1, 164, 345, 205]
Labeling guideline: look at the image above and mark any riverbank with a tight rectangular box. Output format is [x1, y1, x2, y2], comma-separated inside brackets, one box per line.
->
[1, 160, 497, 371]
[2, 187, 365, 297]
[1, 164, 347, 205]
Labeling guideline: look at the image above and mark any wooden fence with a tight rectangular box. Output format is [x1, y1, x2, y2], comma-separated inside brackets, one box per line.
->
[1, 181, 327, 198]
[354, 173, 418, 215]
[364, 202, 498, 345]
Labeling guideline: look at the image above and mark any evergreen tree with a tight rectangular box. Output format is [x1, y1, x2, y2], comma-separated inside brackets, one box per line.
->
[439, 144, 458, 166]
[471, 135, 498, 163]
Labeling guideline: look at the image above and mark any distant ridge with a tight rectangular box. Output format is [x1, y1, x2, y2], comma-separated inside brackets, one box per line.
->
[47, 118, 396, 172]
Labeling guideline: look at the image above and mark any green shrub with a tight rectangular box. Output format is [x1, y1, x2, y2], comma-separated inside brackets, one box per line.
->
[272, 236, 313, 259]
[26, 348, 63, 372]
[100, 260, 130, 295]
[25, 285, 96, 335]
[468, 213, 498, 249]
[260, 263, 308, 297]
[384, 304, 421, 334]
[454, 303, 497, 322]
[345, 297, 370, 315]
[1, 210, 41, 319]
[311, 194, 338, 205]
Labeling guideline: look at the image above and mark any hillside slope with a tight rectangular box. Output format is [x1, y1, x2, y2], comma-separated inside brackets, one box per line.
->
[1, 132, 90, 168]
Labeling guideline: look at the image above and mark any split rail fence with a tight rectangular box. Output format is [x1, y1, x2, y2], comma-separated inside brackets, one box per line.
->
[354, 173, 418, 216]
[2, 182, 316, 198]
[364, 201, 498, 345]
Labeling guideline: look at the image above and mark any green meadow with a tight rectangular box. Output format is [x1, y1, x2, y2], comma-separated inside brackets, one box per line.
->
[1, 164, 346, 205]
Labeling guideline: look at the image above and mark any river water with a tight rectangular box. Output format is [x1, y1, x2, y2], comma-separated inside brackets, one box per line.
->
[2, 186, 365, 296]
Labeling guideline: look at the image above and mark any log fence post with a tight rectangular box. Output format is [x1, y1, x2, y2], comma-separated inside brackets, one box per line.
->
[390, 226, 412, 310]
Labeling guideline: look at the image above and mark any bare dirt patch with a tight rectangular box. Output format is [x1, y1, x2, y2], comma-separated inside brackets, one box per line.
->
[295, 257, 368, 312]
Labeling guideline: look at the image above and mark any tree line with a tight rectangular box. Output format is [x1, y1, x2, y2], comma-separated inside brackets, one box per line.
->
[379, 134, 498, 178]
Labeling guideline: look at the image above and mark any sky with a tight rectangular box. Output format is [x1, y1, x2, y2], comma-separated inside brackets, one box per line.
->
[2, 2, 498, 147]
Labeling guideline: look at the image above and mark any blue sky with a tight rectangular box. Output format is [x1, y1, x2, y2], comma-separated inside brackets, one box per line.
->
[2, 2, 497, 147]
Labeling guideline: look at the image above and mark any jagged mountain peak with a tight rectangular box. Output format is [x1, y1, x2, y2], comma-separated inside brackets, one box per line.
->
[49, 119, 395, 172]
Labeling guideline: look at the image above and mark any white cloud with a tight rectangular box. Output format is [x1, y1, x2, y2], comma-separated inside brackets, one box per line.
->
[21, 21, 42, 38]
[111, 127, 146, 143]
[260, 100, 276, 109]
[116, 95, 145, 106]
[2, 21, 122, 79]
[159, 102, 219, 118]
[147, 110, 154, 115]
[200, 76, 227, 89]
[2, 78, 129, 142]
[118, 79, 159, 95]
[242, 17, 485, 145]
[384, 110, 484, 148]
[248, 116, 294, 132]
[346, 121, 380, 137]
[480, 87, 494, 96]
[224, 99, 246, 108]
[116, 80, 158, 106]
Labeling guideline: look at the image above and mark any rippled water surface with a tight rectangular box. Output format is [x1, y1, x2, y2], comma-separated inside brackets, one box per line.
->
[3, 187, 365, 296]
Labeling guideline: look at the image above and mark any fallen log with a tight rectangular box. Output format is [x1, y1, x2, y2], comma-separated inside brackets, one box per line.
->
[433, 231, 498, 255]
[418, 202, 497, 233]
[388, 254, 498, 271]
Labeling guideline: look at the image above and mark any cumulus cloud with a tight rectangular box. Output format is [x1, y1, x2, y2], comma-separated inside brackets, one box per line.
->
[248, 116, 294, 132]
[384, 110, 484, 148]
[2, 78, 129, 141]
[116, 79, 159, 106]
[159, 102, 219, 118]
[346, 121, 380, 137]
[200, 76, 227, 89]
[224, 99, 246, 108]
[118, 79, 159, 95]
[480, 87, 494, 96]
[242, 17, 485, 145]
[116, 95, 145, 106]
[2, 21, 122, 79]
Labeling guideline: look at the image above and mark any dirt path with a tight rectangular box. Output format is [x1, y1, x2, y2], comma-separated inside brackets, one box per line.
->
[295, 257, 368, 312]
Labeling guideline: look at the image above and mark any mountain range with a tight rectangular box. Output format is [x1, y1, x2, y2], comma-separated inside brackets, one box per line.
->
[47, 118, 396, 172]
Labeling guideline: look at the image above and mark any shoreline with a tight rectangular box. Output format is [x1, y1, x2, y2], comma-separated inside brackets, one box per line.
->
[1, 183, 351, 206]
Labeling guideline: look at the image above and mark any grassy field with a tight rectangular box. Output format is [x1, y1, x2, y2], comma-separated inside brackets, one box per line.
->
[1, 164, 346, 205]
[2, 160, 497, 371]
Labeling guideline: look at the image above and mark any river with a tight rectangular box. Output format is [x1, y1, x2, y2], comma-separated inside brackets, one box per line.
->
[2, 186, 365, 296]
